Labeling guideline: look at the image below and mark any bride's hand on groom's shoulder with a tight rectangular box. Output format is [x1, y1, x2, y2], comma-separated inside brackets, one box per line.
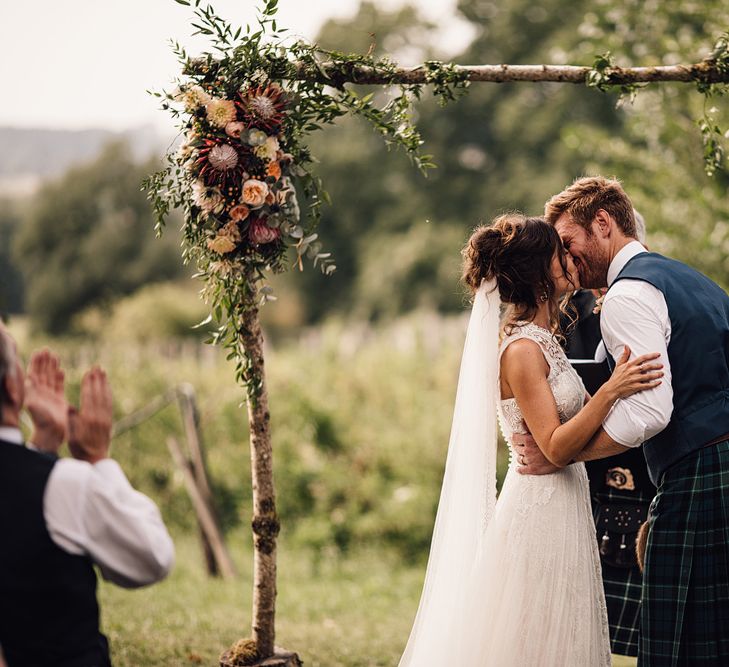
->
[512, 433, 563, 476]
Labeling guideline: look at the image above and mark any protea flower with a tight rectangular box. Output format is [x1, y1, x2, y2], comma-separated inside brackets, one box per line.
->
[249, 217, 281, 245]
[196, 139, 247, 192]
[237, 84, 287, 131]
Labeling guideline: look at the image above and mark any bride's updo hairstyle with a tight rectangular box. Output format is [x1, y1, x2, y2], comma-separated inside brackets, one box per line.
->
[462, 213, 574, 336]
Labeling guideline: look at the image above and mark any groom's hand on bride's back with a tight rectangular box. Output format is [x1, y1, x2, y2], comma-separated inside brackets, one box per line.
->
[512, 433, 563, 475]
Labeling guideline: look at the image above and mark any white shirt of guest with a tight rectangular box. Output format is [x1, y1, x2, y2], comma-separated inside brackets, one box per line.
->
[599, 241, 674, 448]
[0, 426, 174, 588]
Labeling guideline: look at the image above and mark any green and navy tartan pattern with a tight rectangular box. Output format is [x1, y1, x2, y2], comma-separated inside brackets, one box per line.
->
[639, 440, 729, 667]
[599, 554, 643, 656]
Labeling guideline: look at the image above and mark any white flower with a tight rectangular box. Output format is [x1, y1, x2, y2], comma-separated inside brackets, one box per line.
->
[254, 135, 280, 161]
[247, 128, 268, 146]
[205, 98, 237, 128]
[175, 85, 211, 111]
[175, 141, 196, 164]
[192, 180, 225, 215]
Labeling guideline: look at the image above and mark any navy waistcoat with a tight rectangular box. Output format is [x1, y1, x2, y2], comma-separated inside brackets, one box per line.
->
[0, 441, 111, 667]
[611, 252, 729, 485]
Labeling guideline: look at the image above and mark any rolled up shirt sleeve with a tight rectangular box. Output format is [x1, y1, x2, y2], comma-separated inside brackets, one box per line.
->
[600, 280, 674, 447]
[44, 457, 175, 588]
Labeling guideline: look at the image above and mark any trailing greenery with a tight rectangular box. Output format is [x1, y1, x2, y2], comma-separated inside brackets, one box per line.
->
[586, 32, 729, 176]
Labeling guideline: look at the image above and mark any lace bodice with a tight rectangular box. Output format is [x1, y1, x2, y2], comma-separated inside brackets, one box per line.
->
[498, 322, 586, 440]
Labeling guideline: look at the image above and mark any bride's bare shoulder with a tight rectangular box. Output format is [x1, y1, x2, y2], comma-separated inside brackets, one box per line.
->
[500, 337, 550, 380]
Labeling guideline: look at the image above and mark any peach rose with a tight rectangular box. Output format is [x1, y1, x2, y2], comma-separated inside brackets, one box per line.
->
[229, 203, 250, 222]
[242, 179, 269, 208]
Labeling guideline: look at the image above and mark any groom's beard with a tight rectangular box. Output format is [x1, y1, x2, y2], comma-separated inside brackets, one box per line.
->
[575, 236, 610, 289]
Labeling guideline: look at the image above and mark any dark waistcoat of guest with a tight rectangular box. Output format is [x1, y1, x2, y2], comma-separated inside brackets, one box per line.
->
[612, 252, 729, 485]
[0, 441, 110, 667]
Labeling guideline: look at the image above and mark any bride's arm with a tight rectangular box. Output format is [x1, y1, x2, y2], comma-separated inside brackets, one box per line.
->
[502, 340, 661, 467]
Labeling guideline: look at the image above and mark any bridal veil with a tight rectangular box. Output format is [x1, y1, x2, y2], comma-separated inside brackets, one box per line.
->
[398, 279, 500, 666]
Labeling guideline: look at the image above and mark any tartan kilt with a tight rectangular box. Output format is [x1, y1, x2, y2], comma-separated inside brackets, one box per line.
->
[600, 560, 643, 656]
[639, 440, 729, 667]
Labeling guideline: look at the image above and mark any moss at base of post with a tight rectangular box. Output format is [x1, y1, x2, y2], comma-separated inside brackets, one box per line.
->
[220, 639, 302, 667]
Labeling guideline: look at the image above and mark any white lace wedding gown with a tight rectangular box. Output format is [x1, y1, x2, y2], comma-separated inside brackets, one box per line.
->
[455, 322, 611, 666]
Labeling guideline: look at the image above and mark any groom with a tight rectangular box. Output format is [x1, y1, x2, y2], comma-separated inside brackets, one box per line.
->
[515, 176, 729, 666]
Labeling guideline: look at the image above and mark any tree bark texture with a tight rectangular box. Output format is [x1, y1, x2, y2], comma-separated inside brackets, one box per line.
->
[187, 58, 729, 85]
[239, 301, 280, 659]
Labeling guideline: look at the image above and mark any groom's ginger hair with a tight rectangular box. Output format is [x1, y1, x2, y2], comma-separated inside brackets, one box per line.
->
[544, 176, 637, 238]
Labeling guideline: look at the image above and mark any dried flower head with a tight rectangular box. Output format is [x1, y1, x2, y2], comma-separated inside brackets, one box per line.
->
[237, 84, 287, 131]
[208, 144, 239, 171]
[249, 217, 281, 245]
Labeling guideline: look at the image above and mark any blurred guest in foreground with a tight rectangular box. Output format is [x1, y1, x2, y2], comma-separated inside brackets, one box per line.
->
[0, 326, 174, 667]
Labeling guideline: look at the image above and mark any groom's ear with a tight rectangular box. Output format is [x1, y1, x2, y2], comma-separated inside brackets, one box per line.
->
[593, 209, 613, 238]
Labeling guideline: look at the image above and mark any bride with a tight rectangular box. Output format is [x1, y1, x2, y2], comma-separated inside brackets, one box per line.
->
[398, 214, 662, 666]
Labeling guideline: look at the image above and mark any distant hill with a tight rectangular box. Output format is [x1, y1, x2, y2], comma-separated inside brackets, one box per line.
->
[0, 126, 169, 197]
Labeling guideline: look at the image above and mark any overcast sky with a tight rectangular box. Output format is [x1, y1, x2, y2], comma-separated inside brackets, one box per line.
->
[1, 0, 468, 132]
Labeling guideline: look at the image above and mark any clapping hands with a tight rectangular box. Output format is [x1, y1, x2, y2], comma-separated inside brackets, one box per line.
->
[24, 349, 113, 463]
[68, 367, 113, 464]
[25, 349, 68, 455]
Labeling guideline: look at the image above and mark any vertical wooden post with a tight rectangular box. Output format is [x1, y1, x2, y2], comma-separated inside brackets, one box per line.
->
[220, 288, 300, 667]
[239, 300, 279, 659]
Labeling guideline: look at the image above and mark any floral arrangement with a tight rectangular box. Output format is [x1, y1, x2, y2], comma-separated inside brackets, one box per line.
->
[145, 0, 469, 393]
[174, 79, 323, 277]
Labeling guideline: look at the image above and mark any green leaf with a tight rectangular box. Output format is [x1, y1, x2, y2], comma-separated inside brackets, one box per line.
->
[193, 314, 213, 329]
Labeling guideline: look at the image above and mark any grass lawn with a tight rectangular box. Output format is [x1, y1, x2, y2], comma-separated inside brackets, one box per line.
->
[100, 532, 423, 666]
[101, 532, 639, 666]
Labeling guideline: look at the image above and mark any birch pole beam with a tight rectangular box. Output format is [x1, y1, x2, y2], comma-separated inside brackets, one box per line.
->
[187, 59, 729, 86]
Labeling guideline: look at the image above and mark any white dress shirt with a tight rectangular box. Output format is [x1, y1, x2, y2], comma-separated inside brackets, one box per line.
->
[599, 242, 674, 447]
[0, 426, 174, 588]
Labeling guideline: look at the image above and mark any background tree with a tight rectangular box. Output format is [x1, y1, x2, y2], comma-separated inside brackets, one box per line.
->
[16, 142, 186, 334]
[562, 0, 729, 287]
[0, 200, 25, 316]
[268, 0, 727, 329]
